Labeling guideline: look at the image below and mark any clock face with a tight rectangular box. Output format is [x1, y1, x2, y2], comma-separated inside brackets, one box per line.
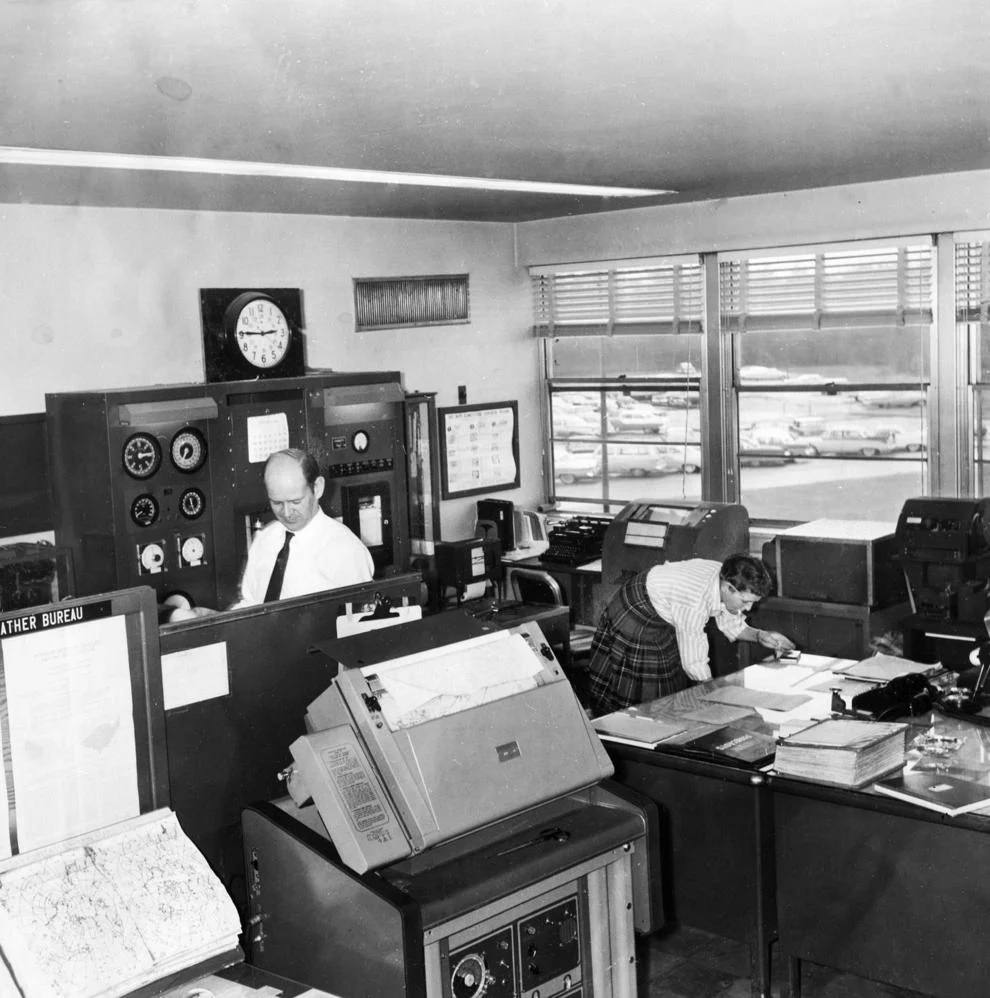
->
[232, 297, 291, 369]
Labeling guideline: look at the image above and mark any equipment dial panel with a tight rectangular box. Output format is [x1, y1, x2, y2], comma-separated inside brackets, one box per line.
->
[170, 427, 208, 473]
[130, 493, 159, 527]
[180, 487, 206, 519]
[122, 432, 162, 480]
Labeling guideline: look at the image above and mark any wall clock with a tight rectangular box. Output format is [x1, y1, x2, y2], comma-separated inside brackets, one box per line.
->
[199, 288, 306, 383]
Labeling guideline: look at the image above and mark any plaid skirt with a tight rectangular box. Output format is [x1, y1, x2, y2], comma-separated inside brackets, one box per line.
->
[586, 572, 687, 716]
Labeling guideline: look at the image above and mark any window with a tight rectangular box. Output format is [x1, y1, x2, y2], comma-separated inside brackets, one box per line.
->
[720, 240, 933, 522]
[957, 236, 990, 495]
[534, 258, 705, 512]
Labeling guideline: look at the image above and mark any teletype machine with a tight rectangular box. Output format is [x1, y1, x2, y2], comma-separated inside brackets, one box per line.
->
[601, 499, 750, 589]
[45, 372, 410, 609]
[241, 614, 659, 998]
[895, 497, 990, 668]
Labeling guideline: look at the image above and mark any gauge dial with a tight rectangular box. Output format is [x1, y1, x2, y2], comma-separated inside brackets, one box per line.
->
[170, 428, 207, 473]
[352, 429, 370, 453]
[179, 487, 206, 519]
[130, 493, 159, 527]
[139, 542, 165, 573]
[122, 433, 162, 480]
[180, 535, 205, 565]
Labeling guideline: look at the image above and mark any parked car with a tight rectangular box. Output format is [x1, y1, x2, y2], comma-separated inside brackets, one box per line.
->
[739, 365, 787, 382]
[553, 445, 601, 484]
[553, 409, 602, 438]
[609, 404, 668, 434]
[738, 434, 797, 466]
[854, 392, 926, 409]
[744, 425, 818, 458]
[652, 391, 700, 409]
[606, 443, 702, 476]
[808, 426, 899, 456]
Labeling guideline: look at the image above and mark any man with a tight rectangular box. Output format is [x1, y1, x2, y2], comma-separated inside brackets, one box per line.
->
[234, 448, 374, 607]
[586, 553, 795, 717]
[169, 449, 373, 620]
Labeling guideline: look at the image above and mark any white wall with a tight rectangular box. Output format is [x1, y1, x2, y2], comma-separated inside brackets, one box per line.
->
[517, 169, 990, 264]
[0, 204, 540, 540]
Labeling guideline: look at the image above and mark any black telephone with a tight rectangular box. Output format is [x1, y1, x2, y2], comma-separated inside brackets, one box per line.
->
[849, 672, 939, 721]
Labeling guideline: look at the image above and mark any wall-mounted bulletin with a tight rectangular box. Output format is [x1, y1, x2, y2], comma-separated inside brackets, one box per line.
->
[438, 401, 519, 499]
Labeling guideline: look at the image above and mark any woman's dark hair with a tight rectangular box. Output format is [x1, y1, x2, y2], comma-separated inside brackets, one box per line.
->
[719, 553, 773, 598]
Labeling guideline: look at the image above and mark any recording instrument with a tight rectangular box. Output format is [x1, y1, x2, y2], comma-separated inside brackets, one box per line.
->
[544, 513, 611, 566]
[241, 613, 658, 997]
[602, 500, 749, 586]
[434, 536, 501, 605]
[765, 518, 905, 607]
[45, 372, 410, 609]
[894, 498, 990, 623]
[475, 496, 515, 552]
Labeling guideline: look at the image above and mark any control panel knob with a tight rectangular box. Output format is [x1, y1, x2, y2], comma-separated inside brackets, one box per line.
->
[452, 953, 490, 998]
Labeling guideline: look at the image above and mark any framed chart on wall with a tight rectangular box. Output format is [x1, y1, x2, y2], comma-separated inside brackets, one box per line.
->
[438, 401, 520, 499]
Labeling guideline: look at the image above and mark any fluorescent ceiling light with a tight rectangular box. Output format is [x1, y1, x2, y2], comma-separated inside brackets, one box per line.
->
[0, 147, 675, 198]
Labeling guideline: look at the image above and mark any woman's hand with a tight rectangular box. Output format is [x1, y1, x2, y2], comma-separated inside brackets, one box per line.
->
[756, 628, 796, 660]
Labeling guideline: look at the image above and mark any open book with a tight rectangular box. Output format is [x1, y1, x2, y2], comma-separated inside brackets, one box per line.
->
[0, 809, 241, 998]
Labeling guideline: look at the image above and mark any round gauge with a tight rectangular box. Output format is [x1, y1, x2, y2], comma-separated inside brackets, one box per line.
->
[130, 493, 159, 527]
[139, 542, 165, 573]
[451, 954, 489, 998]
[352, 429, 370, 453]
[180, 536, 205, 565]
[179, 487, 206, 520]
[170, 427, 207, 473]
[122, 432, 162, 480]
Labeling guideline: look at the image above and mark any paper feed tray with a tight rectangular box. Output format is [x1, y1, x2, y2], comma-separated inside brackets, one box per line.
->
[289, 622, 613, 873]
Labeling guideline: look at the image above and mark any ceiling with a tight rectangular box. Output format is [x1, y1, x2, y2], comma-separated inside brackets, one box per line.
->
[1, 0, 988, 223]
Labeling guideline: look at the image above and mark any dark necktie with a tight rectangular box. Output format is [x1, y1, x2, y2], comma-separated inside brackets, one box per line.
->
[264, 530, 293, 602]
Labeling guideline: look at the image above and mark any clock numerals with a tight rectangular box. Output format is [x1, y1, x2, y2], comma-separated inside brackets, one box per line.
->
[234, 298, 291, 369]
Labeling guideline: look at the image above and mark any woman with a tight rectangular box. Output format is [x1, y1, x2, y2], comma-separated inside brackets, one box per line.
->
[586, 553, 795, 716]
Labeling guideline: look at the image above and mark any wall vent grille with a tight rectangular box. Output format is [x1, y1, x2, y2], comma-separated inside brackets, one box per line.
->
[354, 274, 470, 330]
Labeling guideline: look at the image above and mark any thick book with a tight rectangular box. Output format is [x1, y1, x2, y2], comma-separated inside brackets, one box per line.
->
[873, 771, 990, 817]
[773, 718, 908, 788]
[661, 722, 778, 769]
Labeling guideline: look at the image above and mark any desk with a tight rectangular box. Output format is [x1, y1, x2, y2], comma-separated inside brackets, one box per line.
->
[773, 710, 990, 998]
[602, 657, 990, 998]
[601, 662, 842, 998]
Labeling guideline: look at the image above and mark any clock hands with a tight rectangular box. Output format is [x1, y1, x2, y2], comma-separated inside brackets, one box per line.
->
[237, 328, 282, 336]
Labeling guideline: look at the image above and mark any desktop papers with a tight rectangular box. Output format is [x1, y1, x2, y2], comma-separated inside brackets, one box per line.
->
[0, 809, 241, 998]
[363, 631, 542, 729]
[835, 653, 929, 683]
[701, 685, 813, 713]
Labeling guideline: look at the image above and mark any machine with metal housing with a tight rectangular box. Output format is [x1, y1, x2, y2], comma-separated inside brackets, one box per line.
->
[601, 499, 750, 588]
[241, 613, 660, 998]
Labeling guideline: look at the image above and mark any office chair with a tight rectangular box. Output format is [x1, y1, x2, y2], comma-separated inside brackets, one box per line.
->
[503, 567, 598, 660]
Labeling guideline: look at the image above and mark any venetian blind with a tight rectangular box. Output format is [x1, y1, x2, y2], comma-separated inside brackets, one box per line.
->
[955, 240, 990, 323]
[530, 259, 704, 336]
[720, 243, 933, 332]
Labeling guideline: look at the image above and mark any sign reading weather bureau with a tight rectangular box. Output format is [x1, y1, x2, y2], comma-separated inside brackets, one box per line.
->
[0, 598, 110, 638]
[439, 401, 520, 499]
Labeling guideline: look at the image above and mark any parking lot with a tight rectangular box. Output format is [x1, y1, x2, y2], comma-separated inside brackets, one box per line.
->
[551, 385, 928, 521]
